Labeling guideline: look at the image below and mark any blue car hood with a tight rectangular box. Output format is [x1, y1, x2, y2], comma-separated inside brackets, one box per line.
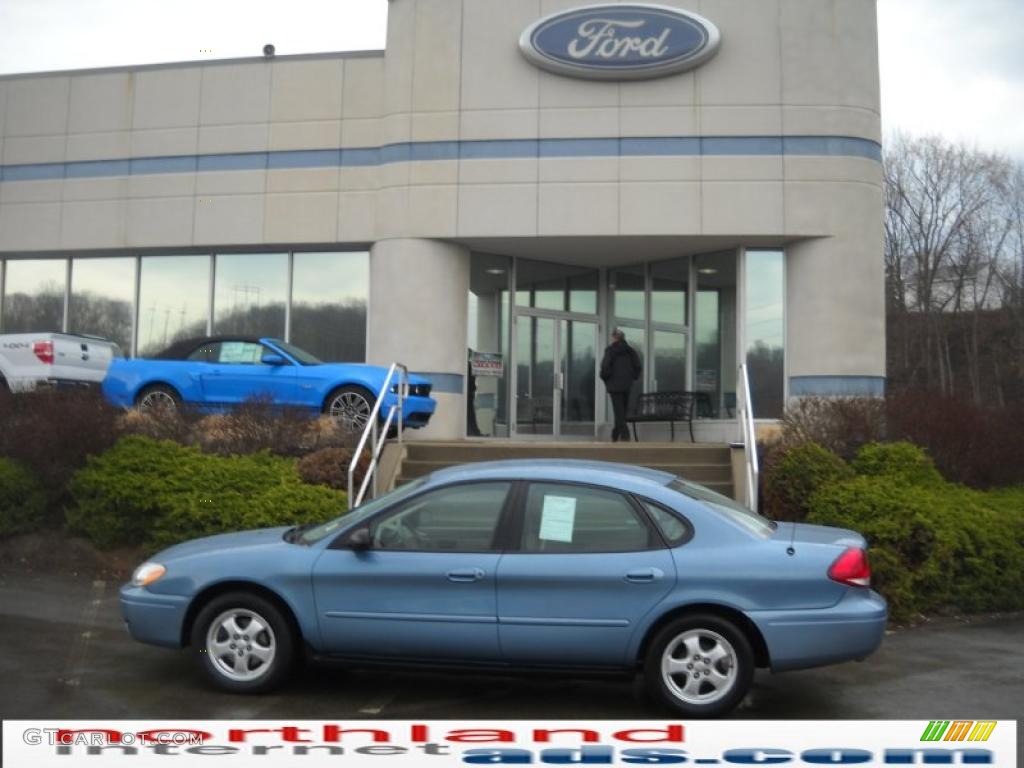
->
[156, 526, 292, 562]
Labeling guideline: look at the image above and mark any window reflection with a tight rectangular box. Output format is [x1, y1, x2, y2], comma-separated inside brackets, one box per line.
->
[745, 250, 785, 418]
[2, 259, 66, 333]
[214, 253, 287, 338]
[516, 259, 597, 314]
[70, 258, 135, 352]
[138, 255, 210, 357]
[695, 252, 737, 418]
[290, 251, 368, 362]
[651, 257, 688, 326]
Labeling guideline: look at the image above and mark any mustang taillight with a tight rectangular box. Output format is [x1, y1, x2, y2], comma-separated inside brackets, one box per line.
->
[828, 547, 872, 588]
[33, 340, 54, 365]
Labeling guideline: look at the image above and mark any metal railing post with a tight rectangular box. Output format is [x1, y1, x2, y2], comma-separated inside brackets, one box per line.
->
[738, 363, 759, 513]
[346, 362, 410, 511]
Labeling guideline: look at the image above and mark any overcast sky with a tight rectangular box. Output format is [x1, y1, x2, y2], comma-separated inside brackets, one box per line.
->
[0, 0, 1021, 159]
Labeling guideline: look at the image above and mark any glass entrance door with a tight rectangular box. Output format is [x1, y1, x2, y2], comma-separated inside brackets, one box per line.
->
[513, 314, 597, 438]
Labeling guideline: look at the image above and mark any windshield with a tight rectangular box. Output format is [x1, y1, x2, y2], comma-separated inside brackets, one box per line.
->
[267, 339, 323, 366]
[667, 478, 775, 537]
[296, 477, 429, 545]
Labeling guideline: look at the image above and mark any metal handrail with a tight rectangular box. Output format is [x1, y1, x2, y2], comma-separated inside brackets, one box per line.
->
[347, 362, 408, 510]
[737, 363, 759, 513]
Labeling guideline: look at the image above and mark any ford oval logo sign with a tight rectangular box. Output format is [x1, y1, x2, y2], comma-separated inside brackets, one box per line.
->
[519, 3, 721, 80]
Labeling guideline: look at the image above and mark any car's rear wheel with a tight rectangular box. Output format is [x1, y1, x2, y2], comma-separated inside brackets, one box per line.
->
[644, 613, 754, 717]
[136, 384, 181, 412]
[324, 385, 375, 431]
[191, 592, 294, 694]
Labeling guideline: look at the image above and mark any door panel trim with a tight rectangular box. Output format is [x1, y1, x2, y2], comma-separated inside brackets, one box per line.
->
[498, 616, 630, 627]
[324, 610, 496, 624]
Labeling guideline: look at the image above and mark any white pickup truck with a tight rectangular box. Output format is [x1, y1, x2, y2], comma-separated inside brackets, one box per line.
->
[0, 333, 121, 392]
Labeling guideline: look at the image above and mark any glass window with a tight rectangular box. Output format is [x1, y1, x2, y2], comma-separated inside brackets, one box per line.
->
[650, 257, 688, 326]
[297, 478, 429, 545]
[611, 266, 645, 322]
[642, 500, 692, 545]
[520, 482, 657, 553]
[2, 259, 66, 333]
[290, 251, 368, 362]
[212, 341, 269, 364]
[652, 330, 687, 392]
[270, 339, 323, 365]
[69, 257, 135, 351]
[214, 253, 287, 338]
[668, 478, 774, 538]
[138, 255, 210, 357]
[745, 250, 785, 419]
[516, 260, 597, 314]
[186, 341, 217, 362]
[370, 482, 511, 552]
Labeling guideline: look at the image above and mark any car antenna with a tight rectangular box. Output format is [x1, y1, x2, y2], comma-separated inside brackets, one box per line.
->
[787, 518, 797, 556]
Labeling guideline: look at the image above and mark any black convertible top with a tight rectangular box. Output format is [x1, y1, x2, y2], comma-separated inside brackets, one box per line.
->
[151, 336, 266, 360]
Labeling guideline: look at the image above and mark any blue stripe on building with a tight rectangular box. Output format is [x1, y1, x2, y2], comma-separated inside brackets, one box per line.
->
[0, 135, 882, 183]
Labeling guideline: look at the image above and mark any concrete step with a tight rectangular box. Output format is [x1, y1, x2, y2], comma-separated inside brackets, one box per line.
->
[404, 441, 731, 465]
[399, 459, 733, 483]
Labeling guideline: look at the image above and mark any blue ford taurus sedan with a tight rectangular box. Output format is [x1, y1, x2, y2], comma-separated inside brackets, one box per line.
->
[120, 460, 886, 716]
[102, 336, 436, 431]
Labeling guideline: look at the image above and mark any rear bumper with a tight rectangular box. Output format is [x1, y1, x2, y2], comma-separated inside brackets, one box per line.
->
[120, 584, 189, 649]
[748, 589, 887, 672]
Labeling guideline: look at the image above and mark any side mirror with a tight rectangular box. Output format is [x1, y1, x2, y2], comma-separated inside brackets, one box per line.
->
[261, 353, 287, 366]
[348, 527, 372, 551]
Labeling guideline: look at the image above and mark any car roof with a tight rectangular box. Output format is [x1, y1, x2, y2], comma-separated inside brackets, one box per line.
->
[151, 335, 270, 360]
[426, 459, 676, 491]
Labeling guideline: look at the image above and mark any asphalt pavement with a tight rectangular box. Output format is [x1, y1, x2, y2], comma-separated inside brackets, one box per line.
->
[1, 572, 1021, 720]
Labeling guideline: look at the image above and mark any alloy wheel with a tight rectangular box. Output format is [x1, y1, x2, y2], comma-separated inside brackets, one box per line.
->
[329, 391, 371, 430]
[205, 608, 277, 682]
[660, 628, 738, 705]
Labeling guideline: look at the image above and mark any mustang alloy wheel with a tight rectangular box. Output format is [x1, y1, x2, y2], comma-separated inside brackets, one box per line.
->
[191, 592, 294, 693]
[644, 614, 754, 716]
[325, 385, 374, 431]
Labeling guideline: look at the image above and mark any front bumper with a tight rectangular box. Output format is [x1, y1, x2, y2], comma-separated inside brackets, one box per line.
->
[383, 393, 436, 429]
[120, 584, 190, 649]
[748, 588, 888, 672]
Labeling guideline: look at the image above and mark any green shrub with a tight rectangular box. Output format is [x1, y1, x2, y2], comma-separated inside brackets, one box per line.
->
[808, 475, 1024, 622]
[67, 435, 347, 551]
[762, 442, 854, 521]
[0, 458, 48, 538]
[852, 441, 943, 486]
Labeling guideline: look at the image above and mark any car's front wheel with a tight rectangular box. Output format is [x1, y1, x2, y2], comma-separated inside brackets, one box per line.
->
[644, 613, 754, 717]
[191, 592, 295, 694]
[324, 385, 375, 432]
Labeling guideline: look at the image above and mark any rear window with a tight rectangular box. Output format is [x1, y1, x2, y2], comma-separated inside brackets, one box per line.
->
[667, 479, 775, 537]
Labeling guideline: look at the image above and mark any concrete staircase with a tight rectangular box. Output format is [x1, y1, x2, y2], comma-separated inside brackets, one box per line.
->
[392, 441, 735, 498]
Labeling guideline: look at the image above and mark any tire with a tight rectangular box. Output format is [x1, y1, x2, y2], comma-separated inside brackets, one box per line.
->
[324, 385, 375, 432]
[136, 383, 181, 412]
[190, 591, 295, 694]
[643, 613, 754, 717]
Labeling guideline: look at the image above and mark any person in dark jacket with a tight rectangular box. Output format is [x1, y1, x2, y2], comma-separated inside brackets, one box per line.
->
[600, 329, 642, 442]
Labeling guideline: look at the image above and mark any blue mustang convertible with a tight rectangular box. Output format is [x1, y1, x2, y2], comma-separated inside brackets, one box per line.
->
[102, 336, 436, 431]
[120, 460, 887, 716]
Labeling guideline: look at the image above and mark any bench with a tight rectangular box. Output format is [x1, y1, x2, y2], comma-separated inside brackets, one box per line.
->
[626, 391, 705, 442]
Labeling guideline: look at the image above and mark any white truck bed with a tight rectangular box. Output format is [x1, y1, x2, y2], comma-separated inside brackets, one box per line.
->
[0, 333, 121, 392]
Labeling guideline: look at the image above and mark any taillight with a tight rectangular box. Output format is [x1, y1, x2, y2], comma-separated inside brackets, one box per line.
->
[33, 340, 54, 365]
[828, 547, 871, 587]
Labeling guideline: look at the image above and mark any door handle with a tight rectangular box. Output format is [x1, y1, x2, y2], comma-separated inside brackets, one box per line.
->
[447, 568, 485, 583]
[625, 568, 663, 583]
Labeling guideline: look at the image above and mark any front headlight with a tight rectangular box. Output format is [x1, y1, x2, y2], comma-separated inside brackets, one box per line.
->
[131, 562, 166, 587]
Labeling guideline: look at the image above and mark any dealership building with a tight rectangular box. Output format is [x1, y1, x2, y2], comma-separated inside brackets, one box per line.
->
[0, 0, 884, 441]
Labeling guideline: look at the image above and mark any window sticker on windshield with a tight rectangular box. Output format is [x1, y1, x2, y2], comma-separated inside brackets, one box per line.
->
[219, 342, 260, 364]
[539, 495, 577, 543]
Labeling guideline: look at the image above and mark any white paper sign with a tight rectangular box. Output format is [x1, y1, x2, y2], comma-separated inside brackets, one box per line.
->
[539, 495, 576, 543]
